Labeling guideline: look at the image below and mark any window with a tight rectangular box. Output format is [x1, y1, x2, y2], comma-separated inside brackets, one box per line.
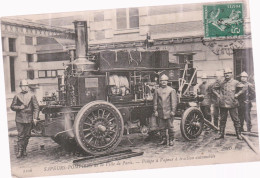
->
[27, 70, 34, 80]
[10, 57, 15, 92]
[8, 38, 16, 52]
[94, 12, 104, 22]
[25, 36, 33, 45]
[37, 52, 70, 62]
[51, 70, 57, 77]
[38, 70, 46, 78]
[116, 9, 127, 29]
[129, 8, 139, 28]
[38, 70, 57, 78]
[116, 8, 139, 29]
[36, 37, 57, 45]
[27, 54, 33, 62]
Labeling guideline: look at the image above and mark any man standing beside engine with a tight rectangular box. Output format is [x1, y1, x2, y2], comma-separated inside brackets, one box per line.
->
[214, 68, 245, 140]
[238, 71, 255, 132]
[210, 71, 223, 128]
[154, 74, 177, 146]
[198, 73, 212, 124]
[10, 80, 39, 158]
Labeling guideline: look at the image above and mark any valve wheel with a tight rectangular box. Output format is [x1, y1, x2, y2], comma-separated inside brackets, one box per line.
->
[180, 107, 204, 141]
[74, 101, 124, 155]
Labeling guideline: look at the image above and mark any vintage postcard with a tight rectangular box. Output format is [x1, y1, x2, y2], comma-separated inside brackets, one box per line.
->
[1, 0, 260, 177]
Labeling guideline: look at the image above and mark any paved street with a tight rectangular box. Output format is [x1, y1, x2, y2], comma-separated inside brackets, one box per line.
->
[7, 112, 260, 177]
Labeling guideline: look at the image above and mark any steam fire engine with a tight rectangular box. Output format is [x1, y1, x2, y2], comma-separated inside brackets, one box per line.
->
[37, 21, 212, 155]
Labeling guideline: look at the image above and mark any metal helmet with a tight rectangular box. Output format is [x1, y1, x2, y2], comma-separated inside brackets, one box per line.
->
[240, 71, 248, 77]
[201, 73, 207, 79]
[160, 74, 169, 81]
[224, 68, 232, 74]
[19, 79, 29, 86]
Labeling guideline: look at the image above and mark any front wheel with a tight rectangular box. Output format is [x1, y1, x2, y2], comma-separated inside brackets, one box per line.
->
[180, 107, 204, 141]
[73, 101, 124, 155]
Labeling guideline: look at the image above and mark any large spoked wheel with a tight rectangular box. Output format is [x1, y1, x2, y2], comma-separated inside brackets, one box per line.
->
[180, 107, 204, 141]
[73, 100, 124, 155]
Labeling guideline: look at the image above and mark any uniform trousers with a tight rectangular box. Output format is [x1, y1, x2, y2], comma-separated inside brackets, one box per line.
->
[16, 122, 32, 147]
[158, 117, 174, 138]
[200, 105, 212, 122]
[212, 104, 220, 127]
[219, 107, 241, 129]
[238, 103, 252, 131]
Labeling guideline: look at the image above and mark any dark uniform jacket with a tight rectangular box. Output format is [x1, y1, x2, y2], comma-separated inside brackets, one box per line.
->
[210, 79, 222, 106]
[10, 91, 39, 123]
[198, 82, 211, 106]
[214, 78, 245, 108]
[238, 81, 255, 105]
[153, 86, 177, 119]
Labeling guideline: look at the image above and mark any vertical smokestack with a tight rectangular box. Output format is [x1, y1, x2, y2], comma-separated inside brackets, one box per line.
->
[72, 21, 95, 71]
[73, 21, 88, 59]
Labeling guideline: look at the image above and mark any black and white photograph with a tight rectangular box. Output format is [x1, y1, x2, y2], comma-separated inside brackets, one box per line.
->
[1, 0, 260, 177]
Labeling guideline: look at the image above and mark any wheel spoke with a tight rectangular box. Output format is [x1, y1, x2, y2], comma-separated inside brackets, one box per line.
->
[105, 113, 111, 119]
[101, 109, 105, 118]
[108, 129, 116, 133]
[93, 138, 97, 146]
[108, 117, 115, 122]
[87, 136, 94, 143]
[84, 132, 92, 138]
[87, 116, 94, 123]
[91, 112, 97, 120]
[84, 122, 92, 126]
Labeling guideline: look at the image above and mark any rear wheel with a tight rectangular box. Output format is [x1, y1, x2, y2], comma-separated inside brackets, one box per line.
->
[180, 107, 204, 141]
[73, 101, 124, 155]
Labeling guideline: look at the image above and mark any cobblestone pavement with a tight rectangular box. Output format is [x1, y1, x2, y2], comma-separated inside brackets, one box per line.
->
[8, 114, 260, 177]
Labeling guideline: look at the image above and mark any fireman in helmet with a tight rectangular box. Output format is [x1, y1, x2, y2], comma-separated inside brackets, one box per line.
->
[238, 71, 255, 132]
[10, 79, 39, 158]
[198, 73, 212, 124]
[213, 68, 245, 140]
[153, 74, 177, 146]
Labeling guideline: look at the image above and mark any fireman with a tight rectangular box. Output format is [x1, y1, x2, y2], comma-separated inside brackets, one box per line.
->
[10, 80, 39, 158]
[238, 71, 255, 132]
[153, 74, 177, 146]
[198, 73, 211, 123]
[210, 71, 223, 127]
[214, 68, 245, 140]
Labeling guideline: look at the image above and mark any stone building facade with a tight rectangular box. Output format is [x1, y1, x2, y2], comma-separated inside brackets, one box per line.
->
[1, 18, 75, 110]
[1, 1, 255, 109]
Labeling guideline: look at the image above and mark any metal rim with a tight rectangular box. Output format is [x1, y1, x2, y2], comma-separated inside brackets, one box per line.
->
[74, 101, 124, 155]
[180, 107, 204, 141]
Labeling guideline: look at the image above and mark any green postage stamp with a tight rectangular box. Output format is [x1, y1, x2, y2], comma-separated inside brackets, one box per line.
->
[203, 3, 244, 38]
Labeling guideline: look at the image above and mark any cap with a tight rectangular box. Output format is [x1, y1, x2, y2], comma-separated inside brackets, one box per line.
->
[19, 80, 29, 86]
[240, 71, 248, 77]
[160, 74, 169, 81]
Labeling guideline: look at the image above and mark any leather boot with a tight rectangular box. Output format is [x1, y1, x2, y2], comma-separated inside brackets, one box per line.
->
[158, 137, 167, 145]
[23, 141, 28, 157]
[236, 128, 243, 140]
[169, 137, 174, 146]
[16, 144, 23, 158]
[214, 127, 225, 140]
